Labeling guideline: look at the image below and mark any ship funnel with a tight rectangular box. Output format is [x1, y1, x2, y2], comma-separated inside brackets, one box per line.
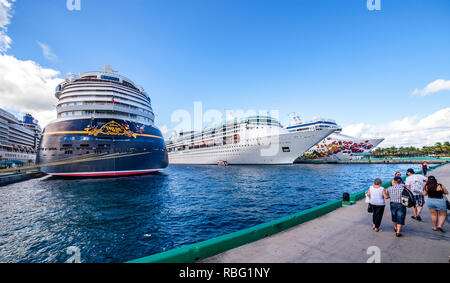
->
[288, 112, 302, 123]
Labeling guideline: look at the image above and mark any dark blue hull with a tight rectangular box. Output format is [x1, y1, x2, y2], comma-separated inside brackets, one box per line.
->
[37, 119, 168, 177]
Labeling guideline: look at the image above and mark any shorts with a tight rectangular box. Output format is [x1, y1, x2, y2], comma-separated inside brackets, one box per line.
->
[414, 195, 425, 207]
[390, 202, 406, 225]
[427, 198, 447, 211]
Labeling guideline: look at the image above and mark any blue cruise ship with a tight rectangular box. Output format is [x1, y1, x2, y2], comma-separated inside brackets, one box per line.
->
[37, 66, 168, 177]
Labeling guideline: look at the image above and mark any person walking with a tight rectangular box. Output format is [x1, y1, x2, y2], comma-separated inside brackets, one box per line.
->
[384, 176, 407, 237]
[405, 168, 427, 221]
[366, 178, 385, 232]
[391, 172, 406, 186]
[423, 176, 448, 233]
[422, 162, 429, 176]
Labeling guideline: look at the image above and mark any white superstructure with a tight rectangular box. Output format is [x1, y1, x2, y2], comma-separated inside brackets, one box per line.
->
[167, 116, 338, 165]
[54, 65, 154, 126]
[0, 109, 41, 164]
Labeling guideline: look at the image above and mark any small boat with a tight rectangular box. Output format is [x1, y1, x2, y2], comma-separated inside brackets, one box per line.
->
[217, 160, 228, 166]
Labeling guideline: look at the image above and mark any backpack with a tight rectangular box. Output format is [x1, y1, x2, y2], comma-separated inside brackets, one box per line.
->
[401, 188, 416, 208]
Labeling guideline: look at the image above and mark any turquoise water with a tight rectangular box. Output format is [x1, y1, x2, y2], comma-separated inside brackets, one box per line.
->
[0, 163, 424, 263]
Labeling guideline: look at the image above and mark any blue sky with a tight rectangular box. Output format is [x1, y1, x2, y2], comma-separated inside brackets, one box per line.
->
[1, 0, 450, 145]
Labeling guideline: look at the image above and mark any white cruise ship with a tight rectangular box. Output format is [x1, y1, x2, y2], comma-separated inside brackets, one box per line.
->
[285, 114, 384, 161]
[301, 132, 385, 160]
[166, 116, 338, 165]
[0, 109, 41, 164]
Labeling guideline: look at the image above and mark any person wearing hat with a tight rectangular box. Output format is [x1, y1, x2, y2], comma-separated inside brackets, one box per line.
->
[391, 172, 406, 187]
[383, 176, 407, 237]
[405, 168, 427, 221]
[423, 176, 448, 233]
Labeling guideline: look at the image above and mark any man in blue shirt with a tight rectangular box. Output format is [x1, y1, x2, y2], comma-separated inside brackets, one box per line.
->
[391, 172, 406, 186]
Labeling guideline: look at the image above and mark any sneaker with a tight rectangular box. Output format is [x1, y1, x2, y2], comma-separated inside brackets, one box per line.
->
[416, 216, 422, 222]
[396, 233, 403, 237]
[411, 216, 417, 220]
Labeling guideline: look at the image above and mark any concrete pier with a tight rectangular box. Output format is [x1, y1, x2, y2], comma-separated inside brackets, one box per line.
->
[0, 171, 46, 187]
[203, 164, 450, 263]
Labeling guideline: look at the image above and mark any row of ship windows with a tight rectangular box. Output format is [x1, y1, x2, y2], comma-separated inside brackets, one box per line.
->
[66, 78, 144, 95]
[0, 149, 36, 153]
[59, 92, 151, 109]
[58, 97, 151, 114]
[58, 111, 154, 123]
[168, 143, 290, 152]
[175, 126, 281, 142]
[58, 98, 152, 114]
[170, 147, 291, 155]
[60, 88, 151, 106]
[168, 136, 290, 148]
[0, 153, 35, 159]
[58, 102, 153, 115]
[294, 126, 331, 132]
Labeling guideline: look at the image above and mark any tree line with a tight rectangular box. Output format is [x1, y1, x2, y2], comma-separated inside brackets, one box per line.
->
[372, 142, 450, 157]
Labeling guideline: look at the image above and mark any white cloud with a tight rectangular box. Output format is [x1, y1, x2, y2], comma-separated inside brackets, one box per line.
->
[0, 30, 11, 52]
[0, 0, 14, 28]
[413, 79, 450, 96]
[0, 54, 64, 127]
[0, 0, 15, 52]
[0, 1, 64, 128]
[342, 108, 450, 147]
[37, 41, 58, 62]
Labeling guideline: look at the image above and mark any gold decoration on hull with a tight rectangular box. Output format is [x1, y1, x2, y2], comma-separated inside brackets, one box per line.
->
[84, 121, 137, 138]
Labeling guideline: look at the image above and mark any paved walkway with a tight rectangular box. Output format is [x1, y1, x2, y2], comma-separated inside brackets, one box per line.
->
[203, 164, 450, 263]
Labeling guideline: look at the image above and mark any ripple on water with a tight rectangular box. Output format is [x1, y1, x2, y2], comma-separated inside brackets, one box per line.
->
[0, 163, 422, 262]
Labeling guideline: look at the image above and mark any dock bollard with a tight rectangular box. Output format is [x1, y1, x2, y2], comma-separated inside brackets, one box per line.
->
[342, 192, 355, 206]
[343, 193, 350, 202]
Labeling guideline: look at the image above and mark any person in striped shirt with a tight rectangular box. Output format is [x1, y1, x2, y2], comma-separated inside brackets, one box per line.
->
[383, 177, 407, 237]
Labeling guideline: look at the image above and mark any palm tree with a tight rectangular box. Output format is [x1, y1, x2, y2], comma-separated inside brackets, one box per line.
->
[435, 142, 443, 154]
[443, 141, 450, 155]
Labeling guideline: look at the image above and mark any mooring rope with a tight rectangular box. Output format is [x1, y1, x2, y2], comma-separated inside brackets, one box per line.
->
[0, 151, 153, 173]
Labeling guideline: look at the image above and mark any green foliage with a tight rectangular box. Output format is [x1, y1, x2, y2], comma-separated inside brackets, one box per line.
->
[372, 142, 450, 157]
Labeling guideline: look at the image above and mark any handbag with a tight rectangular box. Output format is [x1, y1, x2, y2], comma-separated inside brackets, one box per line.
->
[367, 203, 374, 213]
[445, 195, 450, 210]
